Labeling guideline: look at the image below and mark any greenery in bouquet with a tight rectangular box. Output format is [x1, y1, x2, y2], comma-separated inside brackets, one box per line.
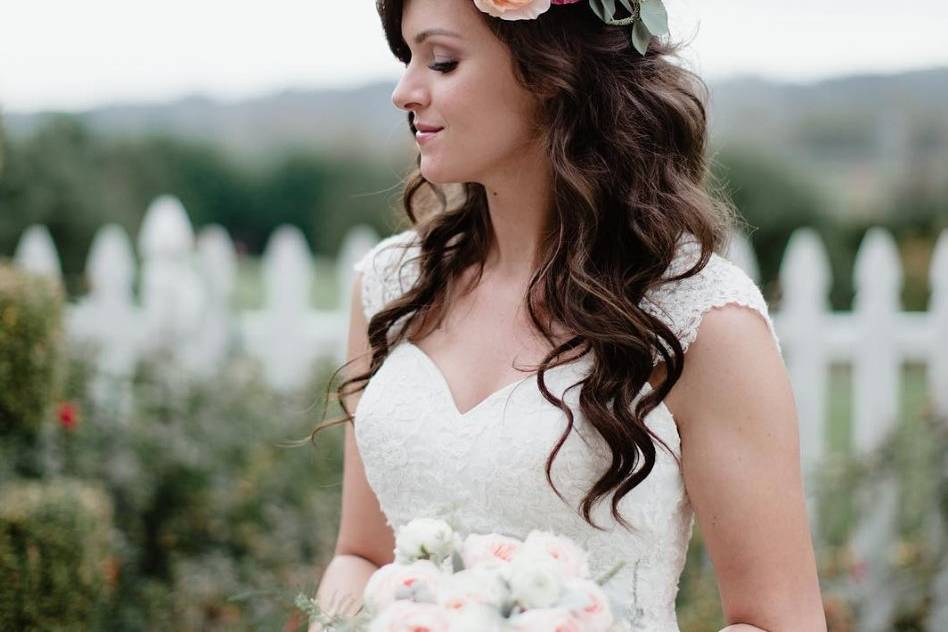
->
[297, 517, 631, 632]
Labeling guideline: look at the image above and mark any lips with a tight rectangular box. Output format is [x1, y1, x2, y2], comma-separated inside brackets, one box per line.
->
[415, 122, 444, 132]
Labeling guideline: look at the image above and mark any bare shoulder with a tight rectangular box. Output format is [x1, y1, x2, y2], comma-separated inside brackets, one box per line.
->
[664, 301, 789, 432]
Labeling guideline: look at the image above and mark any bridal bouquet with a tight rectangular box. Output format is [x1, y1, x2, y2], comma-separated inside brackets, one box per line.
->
[297, 518, 630, 632]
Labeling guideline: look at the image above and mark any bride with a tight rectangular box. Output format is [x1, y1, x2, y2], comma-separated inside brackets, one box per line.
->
[310, 0, 825, 630]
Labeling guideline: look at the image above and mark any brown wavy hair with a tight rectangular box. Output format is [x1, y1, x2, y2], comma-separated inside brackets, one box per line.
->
[312, 0, 741, 532]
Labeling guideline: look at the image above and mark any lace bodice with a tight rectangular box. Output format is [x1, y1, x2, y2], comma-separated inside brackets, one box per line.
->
[351, 228, 781, 631]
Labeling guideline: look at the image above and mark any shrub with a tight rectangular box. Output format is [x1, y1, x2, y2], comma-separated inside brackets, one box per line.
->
[0, 478, 115, 630]
[0, 262, 65, 436]
[50, 349, 345, 630]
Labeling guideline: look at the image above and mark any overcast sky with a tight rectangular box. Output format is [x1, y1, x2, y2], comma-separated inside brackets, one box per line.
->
[2, 0, 947, 112]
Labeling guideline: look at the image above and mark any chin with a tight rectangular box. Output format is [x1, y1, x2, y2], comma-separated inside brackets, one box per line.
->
[418, 161, 453, 185]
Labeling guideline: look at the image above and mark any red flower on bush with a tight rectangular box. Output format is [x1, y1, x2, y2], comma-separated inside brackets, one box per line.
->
[57, 401, 79, 430]
[849, 559, 868, 583]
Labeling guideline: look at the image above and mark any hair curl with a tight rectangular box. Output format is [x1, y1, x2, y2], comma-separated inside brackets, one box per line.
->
[312, 0, 741, 532]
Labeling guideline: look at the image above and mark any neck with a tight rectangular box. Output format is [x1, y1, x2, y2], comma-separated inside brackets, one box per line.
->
[480, 155, 554, 281]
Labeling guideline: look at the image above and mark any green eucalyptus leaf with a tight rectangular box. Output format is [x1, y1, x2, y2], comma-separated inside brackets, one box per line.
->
[588, 0, 611, 23]
[639, 0, 668, 36]
[602, 0, 617, 19]
[631, 19, 652, 55]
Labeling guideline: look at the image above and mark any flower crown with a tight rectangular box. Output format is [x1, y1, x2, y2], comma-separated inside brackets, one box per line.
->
[473, 0, 668, 55]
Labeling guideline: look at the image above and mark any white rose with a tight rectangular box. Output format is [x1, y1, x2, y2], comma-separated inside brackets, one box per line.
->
[560, 577, 615, 632]
[438, 565, 511, 612]
[395, 518, 460, 567]
[363, 559, 444, 613]
[520, 529, 591, 579]
[507, 549, 563, 610]
[445, 602, 506, 632]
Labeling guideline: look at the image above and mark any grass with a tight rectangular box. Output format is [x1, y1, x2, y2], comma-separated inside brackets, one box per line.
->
[234, 255, 342, 311]
[818, 362, 935, 546]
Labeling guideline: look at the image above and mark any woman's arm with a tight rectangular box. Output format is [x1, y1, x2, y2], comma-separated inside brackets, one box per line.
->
[308, 553, 380, 631]
[308, 272, 396, 631]
[664, 304, 827, 632]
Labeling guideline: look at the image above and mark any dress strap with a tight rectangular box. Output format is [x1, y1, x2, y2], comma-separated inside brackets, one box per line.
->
[352, 228, 421, 321]
[640, 234, 782, 366]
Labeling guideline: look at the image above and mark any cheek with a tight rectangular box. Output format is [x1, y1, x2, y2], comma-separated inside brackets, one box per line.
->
[448, 75, 534, 143]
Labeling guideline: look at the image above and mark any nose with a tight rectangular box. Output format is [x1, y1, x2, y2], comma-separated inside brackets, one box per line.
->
[391, 67, 429, 112]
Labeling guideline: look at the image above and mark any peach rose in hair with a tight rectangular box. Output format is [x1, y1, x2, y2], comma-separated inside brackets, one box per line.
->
[473, 0, 552, 20]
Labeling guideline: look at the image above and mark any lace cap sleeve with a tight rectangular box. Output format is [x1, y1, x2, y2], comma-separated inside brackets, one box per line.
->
[352, 228, 421, 321]
[641, 235, 782, 366]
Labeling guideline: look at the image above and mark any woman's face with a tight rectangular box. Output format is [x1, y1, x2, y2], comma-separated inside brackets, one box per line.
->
[392, 0, 543, 185]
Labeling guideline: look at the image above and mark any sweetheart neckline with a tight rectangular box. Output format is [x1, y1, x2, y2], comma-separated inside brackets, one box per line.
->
[399, 341, 677, 429]
[401, 341, 590, 419]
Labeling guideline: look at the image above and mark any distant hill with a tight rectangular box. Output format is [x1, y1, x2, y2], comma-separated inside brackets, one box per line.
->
[2, 84, 413, 167]
[4, 65, 947, 217]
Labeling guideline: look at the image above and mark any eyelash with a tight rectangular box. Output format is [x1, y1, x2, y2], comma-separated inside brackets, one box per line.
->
[402, 57, 458, 73]
[429, 61, 458, 73]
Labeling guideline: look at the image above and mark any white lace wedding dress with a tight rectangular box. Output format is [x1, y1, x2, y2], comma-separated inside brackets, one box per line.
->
[351, 228, 782, 631]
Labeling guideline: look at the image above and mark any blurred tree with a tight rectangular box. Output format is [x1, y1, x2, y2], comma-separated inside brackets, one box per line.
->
[0, 111, 5, 175]
[0, 118, 400, 297]
[248, 151, 331, 254]
[314, 157, 409, 257]
[0, 115, 112, 295]
[711, 145, 852, 310]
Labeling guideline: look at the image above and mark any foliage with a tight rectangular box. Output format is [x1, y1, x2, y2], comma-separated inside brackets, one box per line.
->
[0, 263, 65, 439]
[0, 116, 401, 297]
[0, 478, 114, 630]
[712, 145, 849, 307]
[57, 348, 346, 630]
[0, 319, 348, 630]
[0, 110, 5, 174]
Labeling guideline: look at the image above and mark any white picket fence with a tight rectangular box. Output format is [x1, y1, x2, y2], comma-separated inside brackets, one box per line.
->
[10, 194, 948, 629]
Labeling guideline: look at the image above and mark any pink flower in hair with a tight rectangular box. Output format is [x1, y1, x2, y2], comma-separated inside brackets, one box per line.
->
[473, 0, 551, 21]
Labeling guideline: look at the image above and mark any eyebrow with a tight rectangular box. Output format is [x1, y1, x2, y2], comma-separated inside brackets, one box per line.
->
[412, 28, 462, 44]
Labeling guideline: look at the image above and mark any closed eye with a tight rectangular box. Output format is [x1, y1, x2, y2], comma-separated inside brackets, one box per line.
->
[429, 61, 458, 73]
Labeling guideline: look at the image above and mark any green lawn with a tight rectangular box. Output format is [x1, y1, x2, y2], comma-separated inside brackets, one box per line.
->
[234, 255, 341, 311]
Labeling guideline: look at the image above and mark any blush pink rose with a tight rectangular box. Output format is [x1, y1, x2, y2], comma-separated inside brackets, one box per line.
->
[444, 602, 506, 632]
[561, 577, 615, 632]
[508, 607, 584, 632]
[363, 559, 445, 613]
[368, 600, 451, 632]
[461, 532, 522, 569]
[520, 530, 591, 579]
[473, 0, 552, 20]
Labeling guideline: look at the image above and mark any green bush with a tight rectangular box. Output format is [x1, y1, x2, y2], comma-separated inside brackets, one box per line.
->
[0, 262, 65, 436]
[46, 349, 345, 630]
[0, 478, 114, 630]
